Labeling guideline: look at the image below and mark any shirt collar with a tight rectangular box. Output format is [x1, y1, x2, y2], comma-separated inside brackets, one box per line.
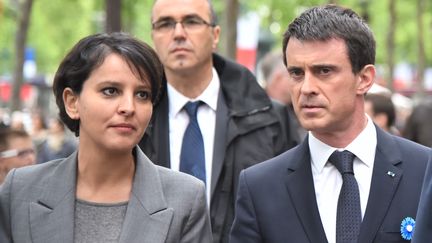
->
[309, 114, 377, 174]
[167, 67, 220, 118]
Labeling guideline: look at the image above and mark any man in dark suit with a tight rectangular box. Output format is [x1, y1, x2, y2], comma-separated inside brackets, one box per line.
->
[413, 153, 432, 243]
[139, 0, 295, 242]
[403, 97, 432, 147]
[230, 4, 432, 243]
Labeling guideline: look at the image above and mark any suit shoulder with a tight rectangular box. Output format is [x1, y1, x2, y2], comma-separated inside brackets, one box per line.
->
[381, 134, 431, 172]
[7, 159, 64, 185]
[156, 165, 205, 193]
[393, 135, 430, 152]
[392, 135, 431, 163]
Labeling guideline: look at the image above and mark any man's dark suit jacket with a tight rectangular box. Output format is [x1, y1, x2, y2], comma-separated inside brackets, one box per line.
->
[411, 150, 432, 243]
[139, 53, 294, 243]
[230, 125, 431, 243]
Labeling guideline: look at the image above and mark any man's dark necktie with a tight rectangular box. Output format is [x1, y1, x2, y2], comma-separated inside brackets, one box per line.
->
[329, 150, 361, 243]
[180, 101, 206, 184]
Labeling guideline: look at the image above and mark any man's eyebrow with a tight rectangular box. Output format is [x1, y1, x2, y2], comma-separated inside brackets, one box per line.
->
[182, 14, 203, 19]
[310, 64, 338, 70]
[312, 63, 336, 68]
[153, 16, 174, 22]
[286, 66, 302, 71]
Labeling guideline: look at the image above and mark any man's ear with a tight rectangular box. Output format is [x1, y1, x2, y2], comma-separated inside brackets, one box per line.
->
[63, 88, 80, 120]
[357, 64, 375, 95]
[212, 25, 221, 50]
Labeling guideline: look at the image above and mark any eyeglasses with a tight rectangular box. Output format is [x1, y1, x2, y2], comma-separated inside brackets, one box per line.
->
[0, 148, 35, 159]
[152, 16, 215, 33]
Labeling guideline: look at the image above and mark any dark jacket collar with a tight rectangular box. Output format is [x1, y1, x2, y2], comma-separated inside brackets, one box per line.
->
[212, 53, 272, 116]
[154, 53, 272, 117]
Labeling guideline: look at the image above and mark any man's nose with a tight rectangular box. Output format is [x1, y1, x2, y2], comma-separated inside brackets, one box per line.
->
[301, 72, 318, 95]
[173, 22, 187, 38]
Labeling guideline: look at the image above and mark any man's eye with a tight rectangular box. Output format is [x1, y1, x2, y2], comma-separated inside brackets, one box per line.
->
[102, 87, 117, 96]
[156, 21, 174, 29]
[289, 69, 303, 77]
[183, 18, 202, 26]
[320, 68, 331, 74]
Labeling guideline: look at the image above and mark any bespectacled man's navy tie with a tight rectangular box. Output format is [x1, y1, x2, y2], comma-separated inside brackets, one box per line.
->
[329, 150, 361, 243]
[180, 101, 206, 184]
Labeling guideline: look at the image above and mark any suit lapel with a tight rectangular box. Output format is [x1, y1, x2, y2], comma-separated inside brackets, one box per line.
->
[119, 149, 173, 243]
[29, 153, 77, 243]
[211, 90, 228, 197]
[358, 127, 403, 243]
[284, 138, 328, 243]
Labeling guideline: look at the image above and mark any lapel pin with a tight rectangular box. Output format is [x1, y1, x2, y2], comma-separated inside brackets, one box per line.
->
[387, 171, 396, 177]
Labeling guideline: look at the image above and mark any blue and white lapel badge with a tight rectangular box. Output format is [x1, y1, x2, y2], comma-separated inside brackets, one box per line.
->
[400, 217, 415, 240]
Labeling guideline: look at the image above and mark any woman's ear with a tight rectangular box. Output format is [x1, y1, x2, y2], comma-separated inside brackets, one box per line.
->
[63, 88, 80, 120]
[357, 64, 376, 95]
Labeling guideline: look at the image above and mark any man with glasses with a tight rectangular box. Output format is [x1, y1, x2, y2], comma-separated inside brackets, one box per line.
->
[139, 0, 294, 242]
[0, 128, 36, 184]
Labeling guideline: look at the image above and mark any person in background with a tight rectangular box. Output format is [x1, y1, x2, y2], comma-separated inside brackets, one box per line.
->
[37, 117, 76, 163]
[140, 1, 295, 242]
[364, 93, 400, 135]
[30, 111, 48, 142]
[0, 128, 36, 184]
[259, 51, 292, 106]
[260, 51, 307, 145]
[9, 111, 26, 131]
[403, 97, 432, 147]
[29, 111, 48, 151]
[368, 83, 414, 136]
[0, 108, 9, 129]
[0, 32, 212, 243]
[230, 4, 431, 243]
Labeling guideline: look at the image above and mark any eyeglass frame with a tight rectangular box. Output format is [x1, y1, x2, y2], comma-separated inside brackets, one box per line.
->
[0, 148, 35, 159]
[151, 15, 216, 33]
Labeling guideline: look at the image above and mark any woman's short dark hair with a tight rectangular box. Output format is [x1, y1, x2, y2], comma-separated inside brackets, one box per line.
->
[52, 32, 163, 136]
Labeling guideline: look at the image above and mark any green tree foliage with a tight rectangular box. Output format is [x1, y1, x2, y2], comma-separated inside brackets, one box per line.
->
[28, 0, 98, 73]
[0, 2, 17, 75]
[120, 0, 153, 43]
[244, 0, 432, 66]
[0, 0, 153, 75]
[0, 0, 431, 77]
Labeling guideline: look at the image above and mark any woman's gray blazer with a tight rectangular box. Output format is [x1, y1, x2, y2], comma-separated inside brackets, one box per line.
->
[0, 147, 212, 243]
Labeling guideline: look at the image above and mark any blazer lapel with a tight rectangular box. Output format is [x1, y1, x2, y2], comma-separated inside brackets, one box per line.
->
[119, 148, 173, 243]
[29, 153, 78, 243]
[358, 126, 403, 243]
[284, 137, 328, 243]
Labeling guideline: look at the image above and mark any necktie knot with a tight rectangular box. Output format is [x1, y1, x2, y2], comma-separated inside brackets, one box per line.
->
[184, 101, 201, 119]
[329, 150, 355, 174]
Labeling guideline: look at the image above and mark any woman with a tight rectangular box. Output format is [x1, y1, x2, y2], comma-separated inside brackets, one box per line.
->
[0, 32, 212, 243]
